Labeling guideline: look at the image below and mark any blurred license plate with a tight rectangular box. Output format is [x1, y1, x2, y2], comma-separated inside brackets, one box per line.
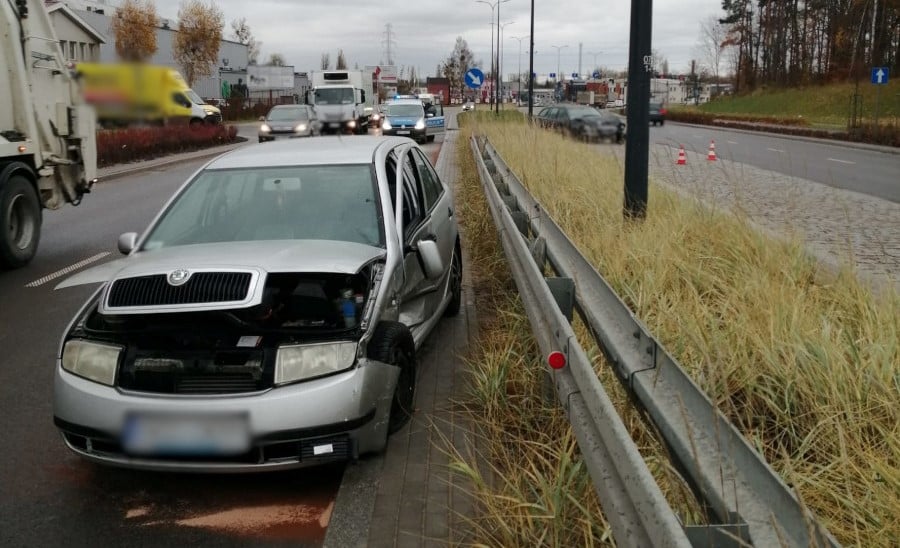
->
[397, 130, 410, 135]
[122, 413, 249, 456]
[329, 123, 340, 128]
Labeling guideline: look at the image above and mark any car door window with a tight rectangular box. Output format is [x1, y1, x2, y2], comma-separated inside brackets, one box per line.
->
[411, 149, 444, 211]
[400, 151, 425, 237]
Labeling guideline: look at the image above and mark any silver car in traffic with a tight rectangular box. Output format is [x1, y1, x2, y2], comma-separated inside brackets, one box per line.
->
[54, 136, 462, 472]
[258, 104, 321, 142]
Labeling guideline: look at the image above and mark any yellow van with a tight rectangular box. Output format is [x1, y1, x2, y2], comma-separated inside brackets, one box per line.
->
[76, 62, 221, 126]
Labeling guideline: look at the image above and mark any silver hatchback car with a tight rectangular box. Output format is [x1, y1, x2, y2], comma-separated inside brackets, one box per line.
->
[54, 136, 462, 472]
[258, 104, 321, 142]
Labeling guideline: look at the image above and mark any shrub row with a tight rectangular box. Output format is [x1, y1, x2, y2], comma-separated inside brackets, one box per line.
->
[97, 124, 239, 167]
[668, 110, 900, 147]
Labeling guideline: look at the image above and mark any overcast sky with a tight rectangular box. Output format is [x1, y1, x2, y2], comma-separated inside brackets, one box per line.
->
[150, 0, 724, 78]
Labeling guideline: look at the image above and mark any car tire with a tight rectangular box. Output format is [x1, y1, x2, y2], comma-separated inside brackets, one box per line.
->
[426, 135, 435, 143]
[0, 175, 41, 269]
[443, 241, 463, 317]
[368, 321, 417, 434]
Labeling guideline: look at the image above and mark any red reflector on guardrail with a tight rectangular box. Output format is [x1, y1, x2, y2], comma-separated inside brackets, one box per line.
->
[548, 351, 566, 369]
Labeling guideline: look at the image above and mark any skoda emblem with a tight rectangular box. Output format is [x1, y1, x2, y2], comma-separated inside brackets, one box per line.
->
[167, 269, 191, 286]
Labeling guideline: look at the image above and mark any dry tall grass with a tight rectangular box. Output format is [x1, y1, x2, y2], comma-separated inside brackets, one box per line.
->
[453, 116, 899, 546]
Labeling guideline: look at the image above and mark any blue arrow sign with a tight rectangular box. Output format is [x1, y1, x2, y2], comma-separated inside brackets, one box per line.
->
[871, 67, 889, 84]
[592, 71, 600, 79]
[464, 68, 485, 89]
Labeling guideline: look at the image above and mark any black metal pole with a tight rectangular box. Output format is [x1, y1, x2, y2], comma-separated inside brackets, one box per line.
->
[528, 0, 534, 117]
[623, 0, 652, 220]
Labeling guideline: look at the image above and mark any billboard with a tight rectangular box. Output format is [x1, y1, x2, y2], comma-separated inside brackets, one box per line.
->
[366, 65, 398, 84]
[247, 65, 295, 90]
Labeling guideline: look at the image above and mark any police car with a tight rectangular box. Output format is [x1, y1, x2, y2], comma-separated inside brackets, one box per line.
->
[380, 95, 445, 144]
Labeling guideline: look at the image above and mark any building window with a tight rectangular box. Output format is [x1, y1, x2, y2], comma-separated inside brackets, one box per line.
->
[80, 43, 86, 60]
[69, 42, 76, 60]
[59, 40, 67, 56]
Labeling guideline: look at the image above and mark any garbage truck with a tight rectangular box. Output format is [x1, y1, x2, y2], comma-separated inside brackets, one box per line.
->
[1, 0, 97, 268]
[307, 70, 373, 134]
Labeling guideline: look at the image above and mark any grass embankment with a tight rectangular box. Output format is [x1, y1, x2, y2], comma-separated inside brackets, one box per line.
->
[689, 80, 900, 128]
[450, 112, 899, 546]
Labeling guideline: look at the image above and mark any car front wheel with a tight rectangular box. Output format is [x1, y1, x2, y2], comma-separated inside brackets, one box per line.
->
[443, 241, 462, 317]
[368, 321, 417, 434]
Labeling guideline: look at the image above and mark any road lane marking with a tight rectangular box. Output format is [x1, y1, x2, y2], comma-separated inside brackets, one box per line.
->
[25, 252, 111, 288]
[827, 158, 856, 165]
[727, 140, 738, 145]
[767, 148, 785, 153]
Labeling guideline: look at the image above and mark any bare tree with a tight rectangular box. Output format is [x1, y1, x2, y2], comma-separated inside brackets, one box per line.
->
[230, 17, 260, 65]
[320, 53, 331, 70]
[267, 53, 286, 66]
[173, 0, 224, 86]
[110, 0, 158, 62]
[696, 15, 726, 84]
[336, 49, 347, 70]
[443, 37, 475, 100]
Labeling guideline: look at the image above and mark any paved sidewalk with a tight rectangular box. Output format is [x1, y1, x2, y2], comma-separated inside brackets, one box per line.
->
[325, 130, 480, 548]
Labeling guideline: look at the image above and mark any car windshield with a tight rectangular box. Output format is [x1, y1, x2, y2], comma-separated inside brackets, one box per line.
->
[186, 89, 205, 105]
[143, 165, 383, 249]
[384, 104, 424, 117]
[268, 107, 310, 121]
[314, 88, 354, 104]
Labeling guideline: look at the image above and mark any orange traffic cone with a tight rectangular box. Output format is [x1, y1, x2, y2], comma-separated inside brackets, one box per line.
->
[707, 140, 717, 161]
[676, 145, 687, 165]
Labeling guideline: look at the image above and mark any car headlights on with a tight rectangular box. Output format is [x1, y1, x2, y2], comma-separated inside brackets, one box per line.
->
[295, 123, 308, 132]
[382, 120, 392, 130]
[414, 119, 426, 130]
[274, 342, 357, 385]
[62, 339, 122, 386]
[260, 123, 271, 133]
[347, 120, 357, 128]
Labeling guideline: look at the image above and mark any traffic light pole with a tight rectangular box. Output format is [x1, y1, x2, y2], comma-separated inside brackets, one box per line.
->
[623, 0, 652, 220]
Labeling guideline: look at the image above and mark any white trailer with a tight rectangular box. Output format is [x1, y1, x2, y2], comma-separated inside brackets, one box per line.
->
[1, 0, 96, 268]
[307, 70, 373, 134]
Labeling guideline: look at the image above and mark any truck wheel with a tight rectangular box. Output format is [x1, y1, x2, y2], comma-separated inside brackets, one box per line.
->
[0, 175, 41, 269]
[368, 321, 417, 434]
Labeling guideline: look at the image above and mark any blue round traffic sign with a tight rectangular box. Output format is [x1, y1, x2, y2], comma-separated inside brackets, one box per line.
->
[464, 68, 485, 89]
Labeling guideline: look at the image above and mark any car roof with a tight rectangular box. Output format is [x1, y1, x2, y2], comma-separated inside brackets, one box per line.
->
[206, 136, 413, 169]
[385, 99, 424, 106]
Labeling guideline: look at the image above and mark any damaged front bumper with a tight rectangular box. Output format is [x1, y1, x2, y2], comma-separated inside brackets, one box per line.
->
[53, 357, 398, 473]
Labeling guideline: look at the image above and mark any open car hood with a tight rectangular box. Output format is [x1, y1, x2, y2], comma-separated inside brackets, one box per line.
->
[56, 240, 386, 289]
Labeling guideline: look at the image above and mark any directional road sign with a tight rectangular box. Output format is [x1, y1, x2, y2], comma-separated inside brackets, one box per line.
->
[464, 68, 485, 89]
[572, 72, 579, 78]
[592, 71, 600, 78]
[549, 72, 556, 79]
[871, 67, 889, 85]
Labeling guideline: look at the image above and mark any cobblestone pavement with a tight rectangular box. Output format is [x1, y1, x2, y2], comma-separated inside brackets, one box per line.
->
[608, 143, 899, 292]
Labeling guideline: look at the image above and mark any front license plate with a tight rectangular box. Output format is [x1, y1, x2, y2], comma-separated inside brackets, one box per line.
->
[329, 123, 340, 128]
[122, 413, 250, 456]
[396, 130, 410, 135]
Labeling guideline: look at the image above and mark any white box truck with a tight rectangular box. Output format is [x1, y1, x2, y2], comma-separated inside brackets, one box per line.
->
[1, 0, 97, 268]
[307, 70, 373, 134]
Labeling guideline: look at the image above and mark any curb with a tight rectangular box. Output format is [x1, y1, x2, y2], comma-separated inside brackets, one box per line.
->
[96, 140, 249, 183]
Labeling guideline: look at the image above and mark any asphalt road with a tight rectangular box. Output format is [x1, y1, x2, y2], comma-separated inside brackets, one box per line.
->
[650, 122, 900, 203]
[0, 127, 446, 546]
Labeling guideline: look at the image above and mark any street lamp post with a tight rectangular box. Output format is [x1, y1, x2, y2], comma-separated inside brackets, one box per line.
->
[495, 0, 511, 113]
[498, 21, 514, 108]
[587, 50, 603, 75]
[510, 35, 527, 105]
[551, 44, 568, 100]
[475, 0, 497, 110]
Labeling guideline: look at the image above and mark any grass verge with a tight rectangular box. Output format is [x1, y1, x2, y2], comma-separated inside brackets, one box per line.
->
[451, 113, 899, 546]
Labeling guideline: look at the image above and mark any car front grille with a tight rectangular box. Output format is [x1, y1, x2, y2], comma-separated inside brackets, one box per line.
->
[176, 374, 261, 394]
[108, 272, 252, 308]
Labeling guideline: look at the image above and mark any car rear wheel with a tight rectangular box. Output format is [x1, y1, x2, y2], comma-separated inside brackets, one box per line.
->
[368, 321, 417, 434]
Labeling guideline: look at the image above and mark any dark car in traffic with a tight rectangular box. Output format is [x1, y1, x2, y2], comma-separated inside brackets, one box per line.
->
[649, 102, 667, 126]
[534, 104, 625, 143]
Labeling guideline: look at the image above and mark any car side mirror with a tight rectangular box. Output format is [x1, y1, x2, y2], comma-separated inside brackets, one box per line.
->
[258, 116, 265, 122]
[416, 239, 444, 281]
[117, 232, 138, 255]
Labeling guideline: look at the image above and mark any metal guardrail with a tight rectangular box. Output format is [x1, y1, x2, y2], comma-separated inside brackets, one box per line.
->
[471, 135, 841, 548]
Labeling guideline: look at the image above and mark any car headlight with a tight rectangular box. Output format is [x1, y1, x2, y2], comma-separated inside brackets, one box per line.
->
[414, 119, 426, 130]
[274, 342, 357, 385]
[347, 120, 357, 128]
[382, 120, 392, 130]
[295, 123, 308, 132]
[260, 123, 271, 133]
[62, 339, 122, 386]
[204, 109, 215, 115]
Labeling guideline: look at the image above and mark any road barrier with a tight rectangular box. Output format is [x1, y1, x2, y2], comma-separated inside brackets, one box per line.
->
[470, 135, 840, 548]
